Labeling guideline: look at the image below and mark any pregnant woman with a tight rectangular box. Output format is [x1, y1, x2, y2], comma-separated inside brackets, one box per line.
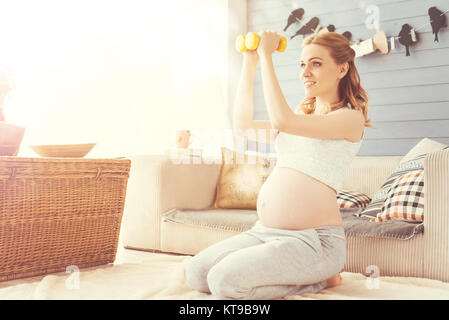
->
[186, 31, 373, 300]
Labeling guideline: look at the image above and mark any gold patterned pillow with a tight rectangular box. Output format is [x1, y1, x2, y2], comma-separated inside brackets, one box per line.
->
[214, 147, 277, 209]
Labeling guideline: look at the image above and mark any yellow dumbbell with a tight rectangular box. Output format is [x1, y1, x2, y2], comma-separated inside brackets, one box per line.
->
[235, 32, 287, 53]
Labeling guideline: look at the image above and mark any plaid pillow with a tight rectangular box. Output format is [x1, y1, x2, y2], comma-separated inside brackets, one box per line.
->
[360, 153, 427, 218]
[361, 146, 448, 222]
[336, 190, 371, 208]
[371, 169, 424, 222]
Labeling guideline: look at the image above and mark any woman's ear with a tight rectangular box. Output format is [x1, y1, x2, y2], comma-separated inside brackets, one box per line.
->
[338, 62, 349, 79]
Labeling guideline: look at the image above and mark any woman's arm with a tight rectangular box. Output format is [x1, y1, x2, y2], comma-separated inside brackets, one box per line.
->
[259, 53, 364, 140]
[233, 52, 259, 129]
[233, 52, 279, 144]
[259, 54, 294, 129]
[257, 32, 364, 140]
[257, 31, 295, 129]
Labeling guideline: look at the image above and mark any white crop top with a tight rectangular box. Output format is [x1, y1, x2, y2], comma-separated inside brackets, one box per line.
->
[274, 108, 363, 192]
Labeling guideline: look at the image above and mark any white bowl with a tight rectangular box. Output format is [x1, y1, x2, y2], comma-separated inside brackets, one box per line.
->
[29, 143, 96, 158]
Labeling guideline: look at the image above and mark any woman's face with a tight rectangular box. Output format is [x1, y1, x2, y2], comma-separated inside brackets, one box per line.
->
[300, 44, 345, 99]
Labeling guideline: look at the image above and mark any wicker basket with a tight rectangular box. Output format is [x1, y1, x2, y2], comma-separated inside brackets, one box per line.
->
[0, 156, 131, 281]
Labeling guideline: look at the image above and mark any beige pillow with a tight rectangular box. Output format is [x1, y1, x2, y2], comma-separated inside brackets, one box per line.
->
[400, 138, 448, 164]
[214, 147, 276, 209]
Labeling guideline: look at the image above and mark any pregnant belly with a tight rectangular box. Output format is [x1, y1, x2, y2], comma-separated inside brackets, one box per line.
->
[257, 167, 342, 230]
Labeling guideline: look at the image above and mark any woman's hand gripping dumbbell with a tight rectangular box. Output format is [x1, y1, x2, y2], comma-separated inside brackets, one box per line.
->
[236, 31, 287, 53]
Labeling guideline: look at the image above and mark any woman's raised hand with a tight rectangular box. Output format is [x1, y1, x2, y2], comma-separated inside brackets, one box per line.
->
[236, 31, 286, 58]
[256, 31, 282, 58]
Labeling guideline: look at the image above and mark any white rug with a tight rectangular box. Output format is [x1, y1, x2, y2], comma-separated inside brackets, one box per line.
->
[1, 247, 449, 300]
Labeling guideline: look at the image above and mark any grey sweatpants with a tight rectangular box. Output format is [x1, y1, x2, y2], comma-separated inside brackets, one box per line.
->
[185, 220, 346, 300]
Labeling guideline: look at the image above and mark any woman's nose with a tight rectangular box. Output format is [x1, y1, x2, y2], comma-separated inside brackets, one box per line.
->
[301, 67, 312, 79]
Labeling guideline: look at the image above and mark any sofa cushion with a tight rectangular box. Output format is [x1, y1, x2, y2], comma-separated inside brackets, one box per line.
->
[162, 208, 423, 240]
[342, 208, 423, 240]
[214, 147, 276, 209]
[400, 138, 448, 164]
[336, 190, 371, 208]
[361, 141, 448, 221]
[162, 208, 258, 232]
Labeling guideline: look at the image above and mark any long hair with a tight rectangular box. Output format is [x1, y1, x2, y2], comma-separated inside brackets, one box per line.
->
[297, 32, 376, 129]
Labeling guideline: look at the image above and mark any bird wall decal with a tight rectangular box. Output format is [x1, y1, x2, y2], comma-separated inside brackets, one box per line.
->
[326, 24, 336, 32]
[290, 17, 320, 40]
[283, 8, 305, 32]
[429, 6, 447, 42]
[342, 31, 352, 42]
[282, 6, 447, 58]
[398, 24, 417, 56]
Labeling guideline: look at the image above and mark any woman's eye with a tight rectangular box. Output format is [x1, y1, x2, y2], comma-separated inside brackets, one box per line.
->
[300, 62, 321, 68]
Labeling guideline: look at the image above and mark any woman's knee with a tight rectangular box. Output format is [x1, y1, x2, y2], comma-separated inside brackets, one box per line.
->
[185, 256, 210, 293]
[207, 264, 253, 300]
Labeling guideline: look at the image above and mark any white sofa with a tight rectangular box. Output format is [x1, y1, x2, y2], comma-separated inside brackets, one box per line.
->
[121, 148, 449, 282]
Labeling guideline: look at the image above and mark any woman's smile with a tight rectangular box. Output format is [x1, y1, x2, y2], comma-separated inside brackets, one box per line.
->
[304, 81, 317, 88]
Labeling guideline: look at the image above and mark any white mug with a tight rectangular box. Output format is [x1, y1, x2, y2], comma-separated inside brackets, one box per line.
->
[175, 130, 195, 149]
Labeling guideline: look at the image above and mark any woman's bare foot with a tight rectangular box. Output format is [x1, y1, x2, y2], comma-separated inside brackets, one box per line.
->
[325, 273, 342, 288]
